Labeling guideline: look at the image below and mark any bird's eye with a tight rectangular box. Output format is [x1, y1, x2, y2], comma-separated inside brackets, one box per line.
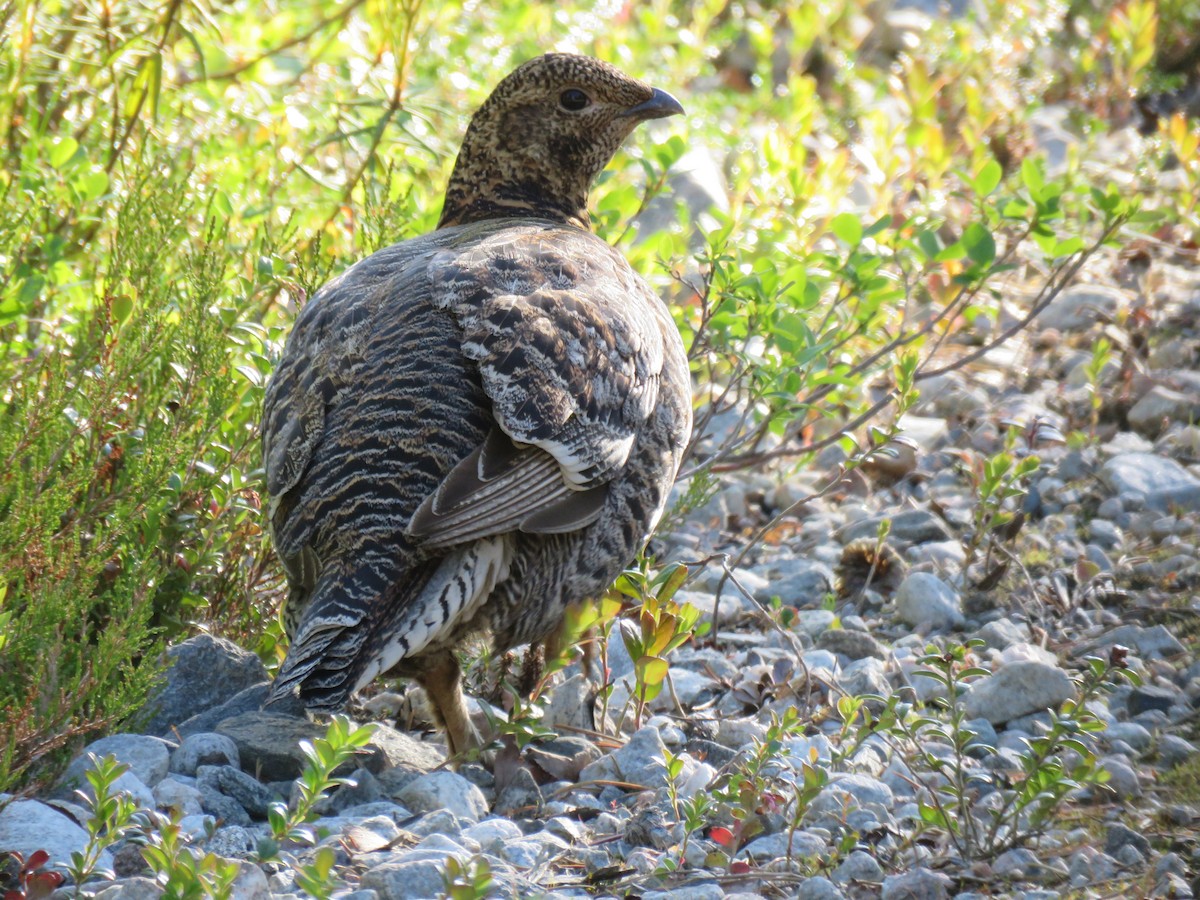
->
[559, 89, 591, 112]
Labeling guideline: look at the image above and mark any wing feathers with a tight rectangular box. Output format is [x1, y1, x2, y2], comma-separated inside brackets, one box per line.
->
[408, 427, 607, 549]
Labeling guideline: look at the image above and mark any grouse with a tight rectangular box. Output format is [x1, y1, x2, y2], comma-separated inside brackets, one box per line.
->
[262, 53, 693, 756]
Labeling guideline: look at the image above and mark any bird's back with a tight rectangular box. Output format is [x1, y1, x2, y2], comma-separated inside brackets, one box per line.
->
[263, 217, 690, 711]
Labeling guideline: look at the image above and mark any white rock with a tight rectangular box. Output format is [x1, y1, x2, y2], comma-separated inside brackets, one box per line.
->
[963, 661, 1074, 724]
[229, 862, 270, 900]
[61, 733, 172, 791]
[1127, 386, 1200, 436]
[895, 572, 964, 629]
[461, 817, 523, 852]
[0, 799, 113, 872]
[397, 771, 488, 823]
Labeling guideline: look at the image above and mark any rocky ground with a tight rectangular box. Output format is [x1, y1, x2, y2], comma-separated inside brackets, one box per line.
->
[3, 247, 1200, 899]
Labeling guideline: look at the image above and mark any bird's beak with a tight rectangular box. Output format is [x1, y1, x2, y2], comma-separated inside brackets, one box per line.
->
[622, 88, 685, 121]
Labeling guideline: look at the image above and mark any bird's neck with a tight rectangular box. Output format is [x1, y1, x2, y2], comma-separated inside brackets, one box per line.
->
[438, 181, 590, 230]
[437, 127, 592, 230]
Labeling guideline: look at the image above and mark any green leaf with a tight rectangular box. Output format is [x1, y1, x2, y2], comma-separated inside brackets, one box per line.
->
[973, 158, 1003, 197]
[636, 655, 669, 688]
[831, 212, 863, 246]
[111, 294, 134, 324]
[1021, 157, 1044, 198]
[75, 169, 109, 201]
[962, 222, 996, 266]
[49, 137, 79, 169]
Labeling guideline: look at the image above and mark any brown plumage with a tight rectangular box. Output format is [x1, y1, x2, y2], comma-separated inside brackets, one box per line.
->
[262, 54, 692, 756]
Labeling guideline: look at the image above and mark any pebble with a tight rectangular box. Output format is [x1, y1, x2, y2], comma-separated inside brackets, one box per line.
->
[963, 661, 1073, 724]
[895, 572, 964, 629]
[397, 771, 489, 823]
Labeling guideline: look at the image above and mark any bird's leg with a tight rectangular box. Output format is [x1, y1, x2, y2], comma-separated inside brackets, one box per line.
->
[417, 651, 481, 759]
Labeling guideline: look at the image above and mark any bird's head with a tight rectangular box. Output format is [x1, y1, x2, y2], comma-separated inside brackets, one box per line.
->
[438, 53, 684, 230]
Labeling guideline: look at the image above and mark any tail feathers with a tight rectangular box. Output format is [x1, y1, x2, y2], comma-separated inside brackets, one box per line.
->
[268, 537, 512, 714]
[269, 549, 435, 713]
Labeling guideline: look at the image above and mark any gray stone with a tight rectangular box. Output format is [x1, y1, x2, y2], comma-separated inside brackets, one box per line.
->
[204, 824, 256, 857]
[1159, 734, 1197, 767]
[838, 657, 892, 698]
[196, 764, 280, 819]
[797, 877, 846, 900]
[1100, 756, 1142, 799]
[59, 734, 172, 795]
[642, 885, 725, 900]
[818, 628, 889, 660]
[1069, 847, 1118, 883]
[579, 725, 670, 789]
[1152, 873, 1194, 898]
[493, 765, 542, 817]
[543, 673, 596, 734]
[963, 661, 1074, 724]
[840, 509, 952, 545]
[461, 817, 523, 853]
[1038, 284, 1126, 331]
[1105, 722, 1153, 752]
[171, 732, 240, 775]
[328, 767, 384, 813]
[405, 809, 465, 837]
[895, 572, 964, 630]
[497, 832, 571, 868]
[973, 618, 1029, 650]
[229, 862, 270, 900]
[525, 736, 601, 782]
[880, 866, 952, 899]
[1128, 386, 1200, 436]
[0, 798, 114, 872]
[197, 782, 252, 826]
[1116, 843, 1147, 867]
[765, 563, 836, 607]
[1100, 453, 1200, 512]
[213, 712, 326, 782]
[362, 724, 444, 772]
[833, 849, 884, 883]
[397, 771, 488, 823]
[1091, 624, 1186, 659]
[215, 711, 399, 782]
[812, 774, 894, 820]
[1106, 821, 1152, 857]
[140, 634, 268, 735]
[153, 776, 204, 818]
[92, 877, 162, 900]
[1128, 685, 1179, 716]
[361, 858, 461, 900]
[174, 683, 274, 738]
[993, 847, 1040, 878]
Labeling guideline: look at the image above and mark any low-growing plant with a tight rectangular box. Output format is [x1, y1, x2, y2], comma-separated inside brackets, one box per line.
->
[260, 715, 376, 855]
[1, 850, 64, 900]
[613, 561, 706, 730]
[706, 708, 809, 867]
[66, 755, 139, 893]
[138, 813, 240, 900]
[440, 855, 494, 900]
[841, 640, 1141, 861]
[961, 429, 1042, 583]
[293, 847, 340, 900]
